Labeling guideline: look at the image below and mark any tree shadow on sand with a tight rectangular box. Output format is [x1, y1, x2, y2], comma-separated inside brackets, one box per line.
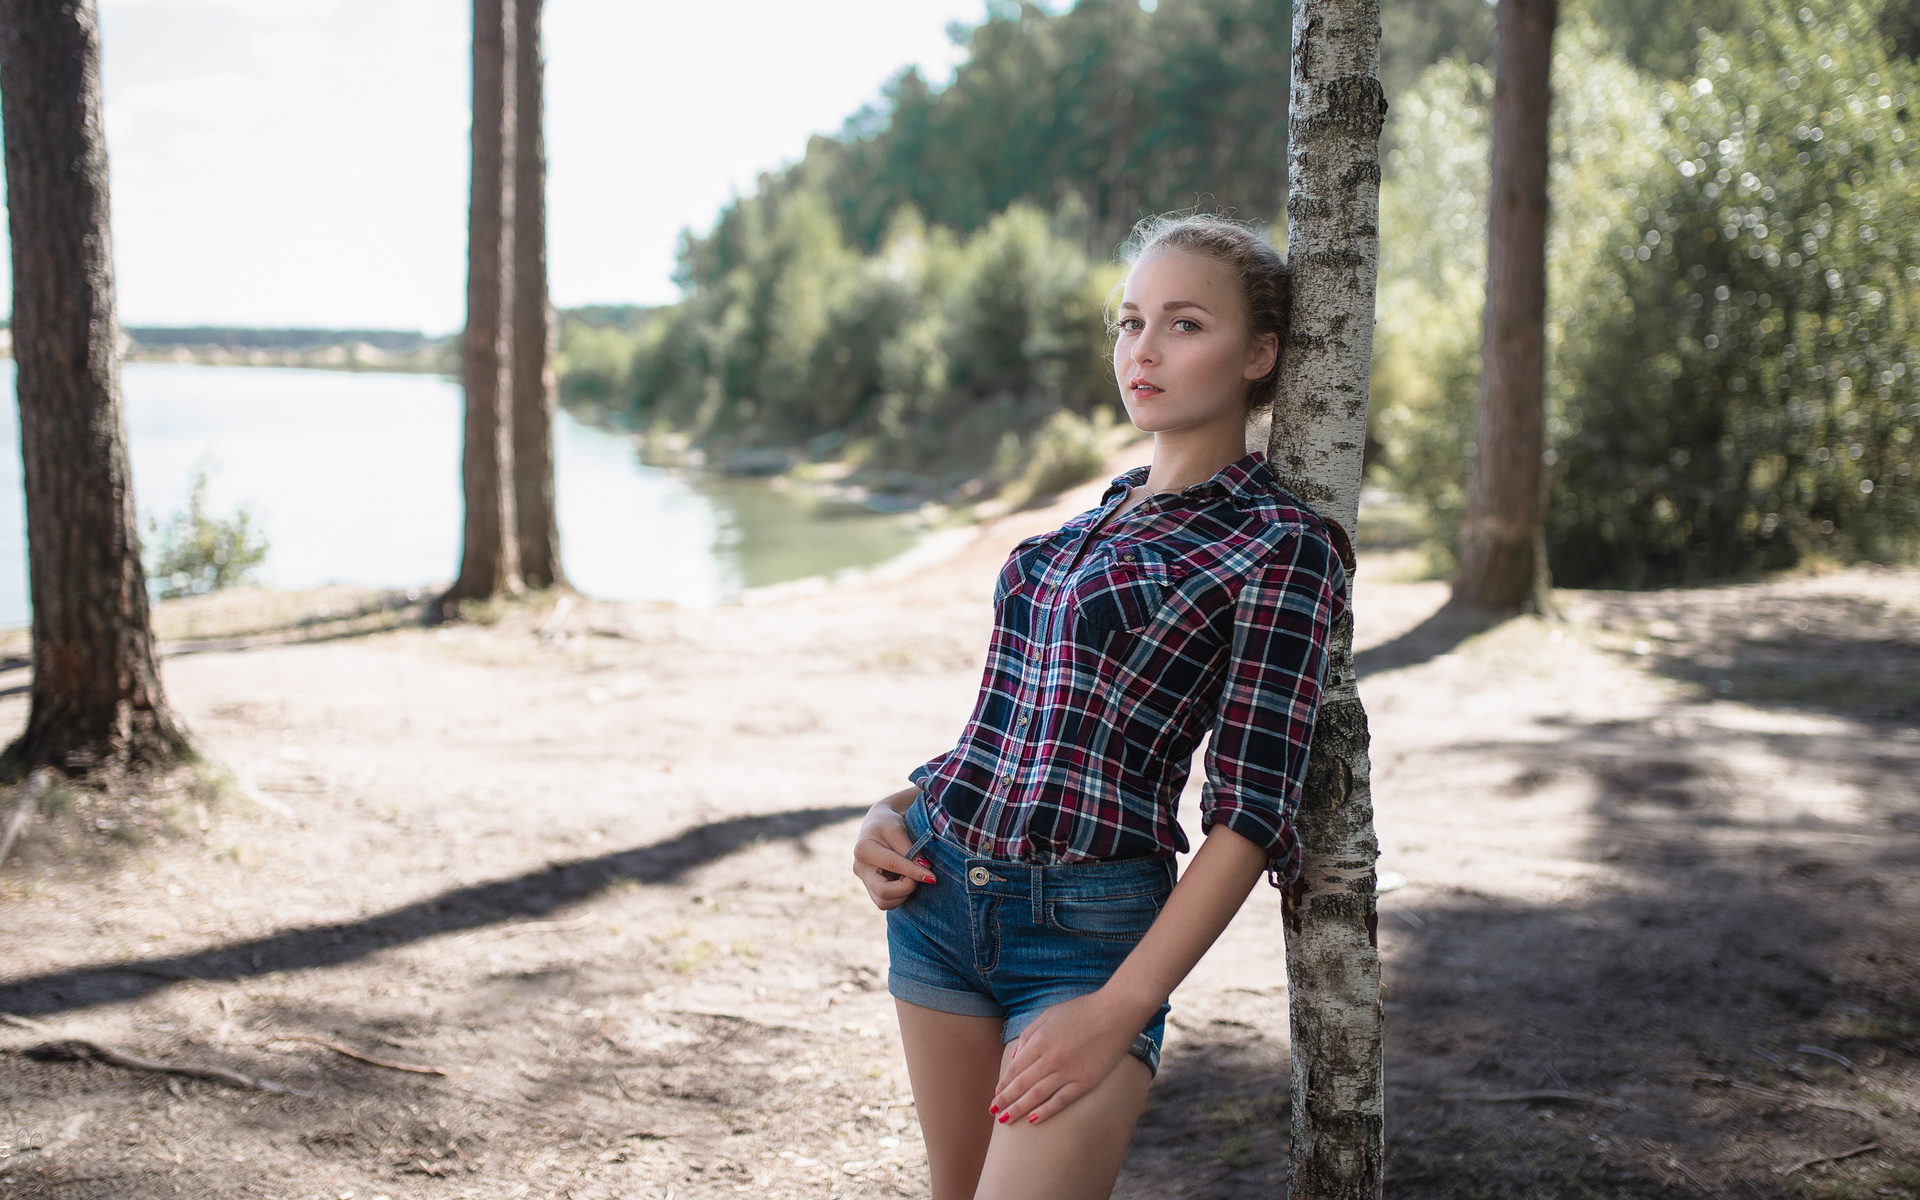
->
[1122, 602, 1920, 1198]
[0, 804, 864, 1019]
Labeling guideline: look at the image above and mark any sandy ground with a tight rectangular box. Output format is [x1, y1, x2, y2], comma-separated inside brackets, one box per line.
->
[1, 456, 1917, 1200]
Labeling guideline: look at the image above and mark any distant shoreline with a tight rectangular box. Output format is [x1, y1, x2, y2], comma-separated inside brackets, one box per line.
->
[0, 325, 459, 375]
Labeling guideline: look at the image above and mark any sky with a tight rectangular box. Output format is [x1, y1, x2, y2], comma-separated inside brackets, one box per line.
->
[41, 0, 992, 333]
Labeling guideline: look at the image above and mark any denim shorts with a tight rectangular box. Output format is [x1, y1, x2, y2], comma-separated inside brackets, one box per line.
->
[885, 795, 1175, 1076]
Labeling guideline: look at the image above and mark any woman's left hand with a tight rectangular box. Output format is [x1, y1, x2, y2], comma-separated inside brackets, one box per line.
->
[987, 988, 1150, 1126]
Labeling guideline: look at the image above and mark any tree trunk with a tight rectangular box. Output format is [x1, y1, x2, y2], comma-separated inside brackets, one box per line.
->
[1452, 0, 1556, 614]
[510, 0, 564, 591]
[437, 0, 519, 616]
[1271, 1, 1387, 1195]
[0, 0, 192, 777]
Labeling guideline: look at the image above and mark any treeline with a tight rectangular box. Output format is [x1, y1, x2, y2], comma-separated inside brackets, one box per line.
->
[562, 0, 1920, 582]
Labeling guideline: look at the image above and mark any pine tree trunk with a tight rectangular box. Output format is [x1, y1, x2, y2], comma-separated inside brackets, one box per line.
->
[1270, 0, 1387, 1194]
[510, 0, 564, 591]
[1452, 0, 1556, 614]
[438, 0, 519, 615]
[0, 0, 192, 777]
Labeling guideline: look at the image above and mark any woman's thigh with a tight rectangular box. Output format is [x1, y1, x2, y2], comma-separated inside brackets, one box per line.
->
[972, 1040, 1151, 1200]
[895, 1000, 1005, 1200]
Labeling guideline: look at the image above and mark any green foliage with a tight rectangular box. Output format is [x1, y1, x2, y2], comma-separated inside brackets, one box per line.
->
[1372, 5, 1920, 585]
[1565, 0, 1758, 79]
[1373, 24, 1669, 571]
[623, 203, 1123, 492]
[754, 0, 1293, 258]
[1553, 0, 1920, 582]
[995, 406, 1130, 508]
[145, 465, 269, 600]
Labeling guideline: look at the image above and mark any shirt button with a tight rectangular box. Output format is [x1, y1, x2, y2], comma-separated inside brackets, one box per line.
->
[1000, 770, 1013, 782]
[1016, 714, 1030, 727]
[1122, 553, 1137, 563]
[968, 866, 990, 887]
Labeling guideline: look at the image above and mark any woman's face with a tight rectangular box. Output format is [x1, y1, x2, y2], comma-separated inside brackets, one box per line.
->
[1112, 248, 1277, 438]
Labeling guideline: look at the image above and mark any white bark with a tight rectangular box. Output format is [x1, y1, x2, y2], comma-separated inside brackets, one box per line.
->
[1269, 0, 1387, 1195]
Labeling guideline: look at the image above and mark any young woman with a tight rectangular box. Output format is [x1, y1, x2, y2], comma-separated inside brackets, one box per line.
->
[851, 214, 1345, 1200]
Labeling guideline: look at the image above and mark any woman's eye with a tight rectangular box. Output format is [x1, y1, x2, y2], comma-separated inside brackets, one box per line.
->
[1173, 318, 1201, 333]
[1119, 317, 1143, 332]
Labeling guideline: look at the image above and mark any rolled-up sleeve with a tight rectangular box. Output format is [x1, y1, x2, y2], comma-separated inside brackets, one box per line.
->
[1199, 528, 1345, 885]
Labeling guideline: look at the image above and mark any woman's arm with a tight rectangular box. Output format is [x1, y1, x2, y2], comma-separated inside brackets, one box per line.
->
[988, 823, 1270, 1125]
[852, 786, 937, 910]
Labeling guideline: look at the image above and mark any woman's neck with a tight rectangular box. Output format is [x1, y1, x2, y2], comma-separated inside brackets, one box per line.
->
[1140, 422, 1250, 497]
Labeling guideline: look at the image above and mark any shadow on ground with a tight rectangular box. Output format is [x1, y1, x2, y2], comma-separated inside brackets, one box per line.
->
[1354, 603, 1502, 678]
[1123, 610, 1920, 1198]
[0, 804, 864, 1019]
[1580, 585, 1920, 719]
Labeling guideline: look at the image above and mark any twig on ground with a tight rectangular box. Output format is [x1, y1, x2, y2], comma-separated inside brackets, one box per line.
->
[0, 770, 54, 868]
[493, 915, 595, 938]
[457, 915, 595, 944]
[1795, 1044, 1855, 1071]
[1777, 1143, 1878, 1177]
[0, 1011, 55, 1032]
[1439, 1089, 1625, 1109]
[19, 1038, 305, 1095]
[1663, 1152, 1724, 1199]
[261, 1034, 448, 1076]
[1691, 1075, 1878, 1121]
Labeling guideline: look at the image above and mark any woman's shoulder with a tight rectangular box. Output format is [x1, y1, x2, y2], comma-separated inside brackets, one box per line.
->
[1219, 457, 1346, 567]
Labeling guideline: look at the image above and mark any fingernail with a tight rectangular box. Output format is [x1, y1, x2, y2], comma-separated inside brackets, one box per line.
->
[988, 1105, 999, 1115]
[915, 857, 931, 867]
[997, 1113, 1010, 1124]
[923, 875, 937, 884]
[1027, 1113, 1038, 1124]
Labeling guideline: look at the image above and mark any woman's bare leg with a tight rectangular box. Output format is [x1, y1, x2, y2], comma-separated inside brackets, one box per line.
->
[895, 1000, 1006, 1200]
[971, 1041, 1150, 1200]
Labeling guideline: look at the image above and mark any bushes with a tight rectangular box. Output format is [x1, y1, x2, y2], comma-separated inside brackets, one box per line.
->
[1550, 0, 1920, 583]
[1371, 4, 1920, 585]
[144, 465, 269, 600]
[609, 202, 1124, 495]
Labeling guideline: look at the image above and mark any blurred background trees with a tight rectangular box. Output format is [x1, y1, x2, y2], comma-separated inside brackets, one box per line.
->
[555, 0, 1918, 587]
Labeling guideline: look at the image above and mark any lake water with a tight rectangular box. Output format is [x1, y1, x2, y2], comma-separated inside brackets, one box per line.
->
[0, 362, 920, 628]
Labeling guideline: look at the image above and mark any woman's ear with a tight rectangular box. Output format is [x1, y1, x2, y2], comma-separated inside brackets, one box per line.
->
[1243, 331, 1280, 381]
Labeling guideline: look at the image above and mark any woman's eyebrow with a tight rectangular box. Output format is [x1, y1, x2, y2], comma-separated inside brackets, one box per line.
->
[1117, 299, 1216, 314]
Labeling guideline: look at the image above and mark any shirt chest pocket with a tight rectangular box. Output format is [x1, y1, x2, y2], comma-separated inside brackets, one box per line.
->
[995, 533, 1054, 608]
[1069, 546, 1185, 634]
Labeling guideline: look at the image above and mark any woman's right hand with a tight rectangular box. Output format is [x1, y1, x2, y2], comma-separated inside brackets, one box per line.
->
[852, 794, 935, 911]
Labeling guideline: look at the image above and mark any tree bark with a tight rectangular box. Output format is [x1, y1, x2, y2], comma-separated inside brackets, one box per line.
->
[0, 0, 192, 776]
[1452, 0, 1556, 614]
[1271, 1, 1387, 1195]
[510, 0, 564, 591]
[437, 0, 519, 616]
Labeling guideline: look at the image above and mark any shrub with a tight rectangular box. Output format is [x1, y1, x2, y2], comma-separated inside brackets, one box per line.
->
[145, 465, 269, 600]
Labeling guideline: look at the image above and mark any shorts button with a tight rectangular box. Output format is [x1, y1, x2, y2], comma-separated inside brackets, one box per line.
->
[967, 866, 990, 887]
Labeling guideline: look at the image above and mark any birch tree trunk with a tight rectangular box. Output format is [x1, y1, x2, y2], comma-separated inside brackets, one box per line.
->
[1452, 0, 1557, 614]
[437, 0, 519, 616]
[1269, 0, 1386, 1194]
[0, 0, 193, 776]
[510, 0, 564, 591]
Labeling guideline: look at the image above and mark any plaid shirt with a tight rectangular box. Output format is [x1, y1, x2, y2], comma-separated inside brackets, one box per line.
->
[910, 452, 1345, 886]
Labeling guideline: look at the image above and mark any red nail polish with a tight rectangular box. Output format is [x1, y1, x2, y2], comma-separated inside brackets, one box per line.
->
[916, 857, 931, 867]
[988, 1105, 999, 1115]
[923, 875, 937, 884]
[1027, 1113, 1037, 1124]
[997, 1113, 1010, 1123]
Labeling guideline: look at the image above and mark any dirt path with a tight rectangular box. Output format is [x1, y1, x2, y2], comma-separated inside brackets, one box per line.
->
[2, 463, 1916, 1199]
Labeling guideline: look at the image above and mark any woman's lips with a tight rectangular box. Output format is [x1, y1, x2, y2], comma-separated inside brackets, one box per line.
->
[1128, 378, 1163, 397]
